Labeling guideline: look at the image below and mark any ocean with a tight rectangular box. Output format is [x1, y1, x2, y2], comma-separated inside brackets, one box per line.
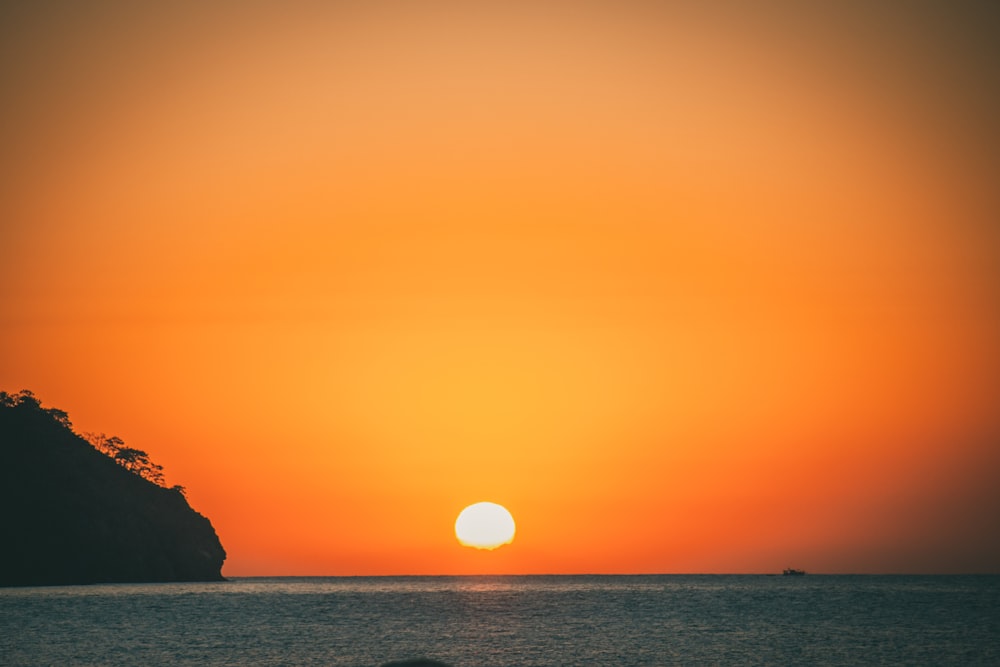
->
[2, 575, 997, 666]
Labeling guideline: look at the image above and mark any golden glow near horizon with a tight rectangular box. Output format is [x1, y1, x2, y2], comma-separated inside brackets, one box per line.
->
[455, 502, 516, 551]
[1, 1, 998, 575]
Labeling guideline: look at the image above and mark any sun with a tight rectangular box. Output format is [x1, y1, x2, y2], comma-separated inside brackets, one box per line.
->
[455, 502, 516, 550]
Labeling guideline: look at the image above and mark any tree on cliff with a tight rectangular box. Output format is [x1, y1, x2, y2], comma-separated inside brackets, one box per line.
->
[0, 392, 170, 488]
[84, 432, 166, 486]
[1, 389, 72, 427]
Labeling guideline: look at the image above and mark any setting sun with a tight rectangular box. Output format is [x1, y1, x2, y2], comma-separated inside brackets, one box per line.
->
[455, 502, 516, 550]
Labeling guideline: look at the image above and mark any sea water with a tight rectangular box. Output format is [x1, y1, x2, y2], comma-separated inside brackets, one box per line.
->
[2, 575, 998, 666]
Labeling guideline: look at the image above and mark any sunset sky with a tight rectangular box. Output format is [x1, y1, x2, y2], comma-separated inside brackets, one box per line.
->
[2, 1, 998, 575]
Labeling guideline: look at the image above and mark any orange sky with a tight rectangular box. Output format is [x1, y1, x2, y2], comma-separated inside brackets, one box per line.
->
[2, 1, 999, 575]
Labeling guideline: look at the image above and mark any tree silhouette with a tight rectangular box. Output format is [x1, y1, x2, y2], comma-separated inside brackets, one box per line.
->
[113, 447, 165, 485]
[83, 433, 166, 486]
[0, 391, 170, 489]
[86, 433, 125, 457]
[1, 389, 41, 409]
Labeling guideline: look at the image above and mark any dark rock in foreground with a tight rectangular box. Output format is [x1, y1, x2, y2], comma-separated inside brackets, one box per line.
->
[0, 392, 226, 587]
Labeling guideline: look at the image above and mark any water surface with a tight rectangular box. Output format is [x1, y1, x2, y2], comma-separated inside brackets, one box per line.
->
[2, 575, 997, 665]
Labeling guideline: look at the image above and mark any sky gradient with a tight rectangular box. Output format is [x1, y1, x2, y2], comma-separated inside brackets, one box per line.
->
[2, 1, 999, 575]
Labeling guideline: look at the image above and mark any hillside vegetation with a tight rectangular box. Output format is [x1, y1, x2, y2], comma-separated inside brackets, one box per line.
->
[0, 390, 226, 587]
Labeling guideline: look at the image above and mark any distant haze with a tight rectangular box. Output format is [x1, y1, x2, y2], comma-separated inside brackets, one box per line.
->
[2, 1, 998, 575]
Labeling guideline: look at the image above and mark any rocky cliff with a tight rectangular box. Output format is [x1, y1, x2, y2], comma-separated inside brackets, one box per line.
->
[0, 391, 226, 587]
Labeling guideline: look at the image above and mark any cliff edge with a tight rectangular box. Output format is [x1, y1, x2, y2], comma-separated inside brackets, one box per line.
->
[0, 391, 226, 587]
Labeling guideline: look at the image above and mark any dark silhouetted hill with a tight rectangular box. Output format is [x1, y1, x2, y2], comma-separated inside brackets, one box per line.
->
[0, 391, 226, 587]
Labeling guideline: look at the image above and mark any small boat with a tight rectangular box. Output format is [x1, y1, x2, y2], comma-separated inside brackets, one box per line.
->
[782, 568, 806, 576]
